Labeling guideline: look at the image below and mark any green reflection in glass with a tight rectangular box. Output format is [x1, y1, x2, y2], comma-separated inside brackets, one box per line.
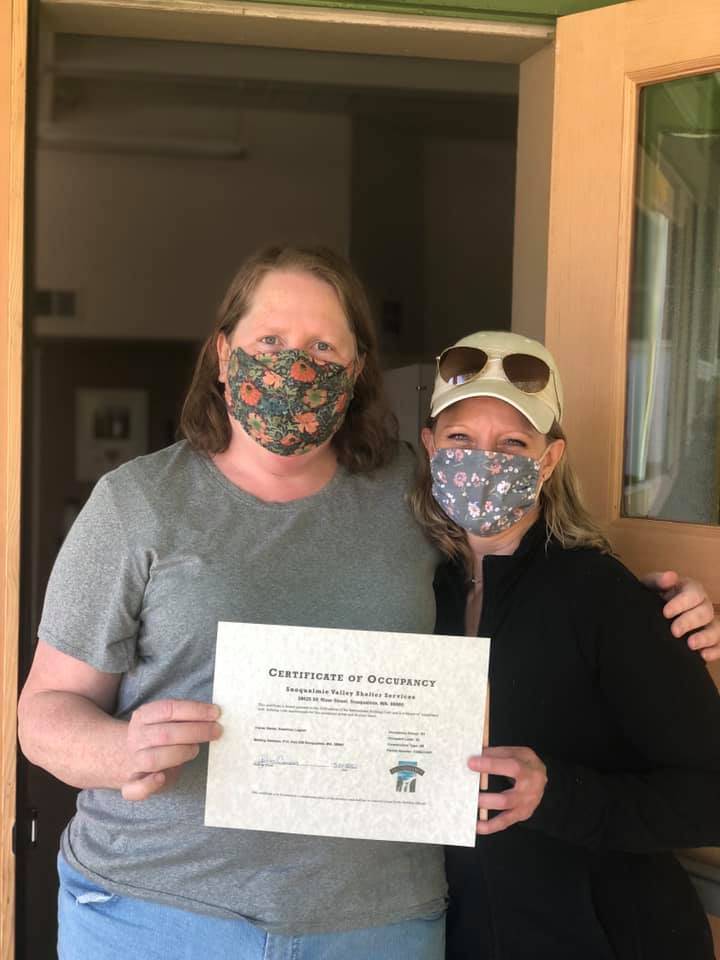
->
[624, 71, 720, 525]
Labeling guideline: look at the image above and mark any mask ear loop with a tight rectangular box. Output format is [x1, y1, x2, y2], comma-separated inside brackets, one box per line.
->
[534, 445, 553, 501]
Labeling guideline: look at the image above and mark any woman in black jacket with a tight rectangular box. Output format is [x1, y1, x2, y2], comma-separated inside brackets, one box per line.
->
[410, 329, 720, 959]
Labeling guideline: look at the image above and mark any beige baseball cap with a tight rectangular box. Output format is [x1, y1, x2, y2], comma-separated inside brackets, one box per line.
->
[430, 330, 563, 434]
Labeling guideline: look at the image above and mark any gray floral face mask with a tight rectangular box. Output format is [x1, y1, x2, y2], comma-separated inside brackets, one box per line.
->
[430, 447, 546, 537]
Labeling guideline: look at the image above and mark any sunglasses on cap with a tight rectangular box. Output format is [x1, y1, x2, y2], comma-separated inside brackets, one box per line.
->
[437, 346, 552, 394]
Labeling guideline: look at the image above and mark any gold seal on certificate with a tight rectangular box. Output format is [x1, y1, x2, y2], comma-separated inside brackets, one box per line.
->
[205, 622, 490, 847]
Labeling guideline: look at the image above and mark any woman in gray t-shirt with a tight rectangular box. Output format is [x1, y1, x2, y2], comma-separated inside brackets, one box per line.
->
[17, 246, 720, 960]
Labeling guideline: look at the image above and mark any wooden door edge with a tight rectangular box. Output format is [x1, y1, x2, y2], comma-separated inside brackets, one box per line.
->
[1, 0, 27, 956]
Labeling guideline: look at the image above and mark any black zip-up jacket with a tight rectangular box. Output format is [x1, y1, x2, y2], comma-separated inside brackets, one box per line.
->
[435, 519, 720, 960]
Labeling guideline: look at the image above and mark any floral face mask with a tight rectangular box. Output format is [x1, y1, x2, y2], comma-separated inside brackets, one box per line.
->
[430, 447, 546, 537]
[225, 347, 356, 456]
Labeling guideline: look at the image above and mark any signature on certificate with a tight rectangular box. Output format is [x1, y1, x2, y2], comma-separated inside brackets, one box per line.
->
[254, 754, 299, 767]
[254, 755, 358, 771]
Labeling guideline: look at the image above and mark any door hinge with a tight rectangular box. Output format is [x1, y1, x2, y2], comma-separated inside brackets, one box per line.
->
[15, 809, 39, 851]
[29, 808, 38, 847]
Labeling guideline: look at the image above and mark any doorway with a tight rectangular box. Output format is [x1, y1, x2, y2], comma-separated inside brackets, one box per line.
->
[16, 18, 549, 957]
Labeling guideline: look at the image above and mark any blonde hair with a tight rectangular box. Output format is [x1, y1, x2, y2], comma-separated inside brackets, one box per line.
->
[409, 418, 612, 581]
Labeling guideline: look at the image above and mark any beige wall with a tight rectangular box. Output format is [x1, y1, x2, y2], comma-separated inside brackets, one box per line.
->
[423, 136, 516, 356]
[349, 116, 425, 360]
[34, 98, 517, 360]
[35, 108, 351, 340]
[511, 43, 554, 343]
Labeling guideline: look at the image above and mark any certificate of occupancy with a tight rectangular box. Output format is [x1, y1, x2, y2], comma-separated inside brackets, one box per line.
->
[205, 622, 490, 847]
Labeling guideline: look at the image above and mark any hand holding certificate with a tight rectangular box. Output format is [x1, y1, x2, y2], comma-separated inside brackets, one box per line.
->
[205, 622, 490, 847]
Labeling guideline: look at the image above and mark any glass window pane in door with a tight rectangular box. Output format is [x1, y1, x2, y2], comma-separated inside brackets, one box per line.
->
[624, 72, 720, 525]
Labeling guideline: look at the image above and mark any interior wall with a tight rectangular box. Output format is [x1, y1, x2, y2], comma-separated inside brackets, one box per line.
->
[34, 108, 351, 340]
[350, 117, 425, 362]
[423, 135, 515, 356]
[350, 122, 516, 366]
[511, 42, 554, 342]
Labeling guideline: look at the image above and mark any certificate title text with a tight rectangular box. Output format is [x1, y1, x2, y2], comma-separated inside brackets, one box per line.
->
[267, 668, 436, 688]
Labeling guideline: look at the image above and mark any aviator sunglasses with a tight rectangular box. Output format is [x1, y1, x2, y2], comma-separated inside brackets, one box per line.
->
[437, 346, 553, 395]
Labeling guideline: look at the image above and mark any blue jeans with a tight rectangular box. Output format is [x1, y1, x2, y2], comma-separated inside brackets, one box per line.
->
[57, 856, 445, 959]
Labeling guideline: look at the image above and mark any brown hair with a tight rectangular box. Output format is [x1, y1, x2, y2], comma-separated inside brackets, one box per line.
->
[409, 417, 612, 581]
[180, 245, 398, 473]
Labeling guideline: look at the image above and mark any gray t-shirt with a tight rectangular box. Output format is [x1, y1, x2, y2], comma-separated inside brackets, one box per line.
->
[39, 440, 446, 933]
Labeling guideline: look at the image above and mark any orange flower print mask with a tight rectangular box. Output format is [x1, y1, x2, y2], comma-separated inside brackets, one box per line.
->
[226, 347, 356, 456]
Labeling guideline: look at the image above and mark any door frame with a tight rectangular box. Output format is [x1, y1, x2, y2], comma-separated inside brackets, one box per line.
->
[1, 0, 27, 957]
[1, 1, 555, 955]
[40, 0, 552, 59]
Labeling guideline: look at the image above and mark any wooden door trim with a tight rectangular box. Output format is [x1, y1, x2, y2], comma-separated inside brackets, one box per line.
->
[1, 0, 27, 954]
[40, 0, 553, 63]
[607, 67, 640, 528]
[627, 58, 720, 85]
